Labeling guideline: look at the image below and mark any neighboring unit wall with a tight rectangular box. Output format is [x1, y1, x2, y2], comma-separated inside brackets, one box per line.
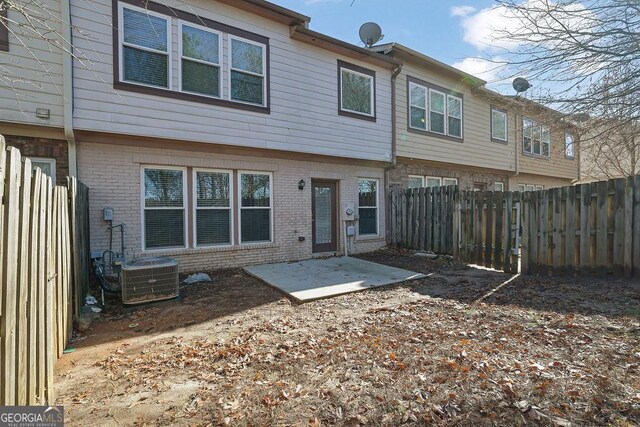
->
[70, 0, 393, 162]
[3, 134, 69, 179]
[388, 161, 509, 192]
[512, 110, 579, 181]
[509, 174, 573, 190]
[0, 0, 64, 128]
[78, 140, 387, 271]
[394, 61, 516, 172]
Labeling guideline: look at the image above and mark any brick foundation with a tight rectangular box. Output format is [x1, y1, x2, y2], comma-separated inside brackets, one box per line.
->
[387, 162, 509, 191]
[78, 141, 387, 272]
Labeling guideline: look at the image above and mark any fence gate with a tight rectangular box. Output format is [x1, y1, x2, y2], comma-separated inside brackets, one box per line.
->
[457, 190, 521, 273]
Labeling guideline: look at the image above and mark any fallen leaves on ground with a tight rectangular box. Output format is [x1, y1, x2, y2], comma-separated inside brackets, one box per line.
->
[56, 248, 640, 426]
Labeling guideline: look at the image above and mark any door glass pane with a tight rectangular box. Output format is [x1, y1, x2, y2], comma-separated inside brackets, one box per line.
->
[314, 186, 332, 245]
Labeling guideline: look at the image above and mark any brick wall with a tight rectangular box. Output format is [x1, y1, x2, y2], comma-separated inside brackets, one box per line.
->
[78, 141, 387, 272]
[388, 162, 509, 191]
[3, 134, 68, 180]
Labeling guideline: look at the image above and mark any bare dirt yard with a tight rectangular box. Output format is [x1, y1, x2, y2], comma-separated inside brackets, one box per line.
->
[55, 248, 640, 426]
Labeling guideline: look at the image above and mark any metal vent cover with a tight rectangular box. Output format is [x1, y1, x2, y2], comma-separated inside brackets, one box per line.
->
[121, 257, 179, 305]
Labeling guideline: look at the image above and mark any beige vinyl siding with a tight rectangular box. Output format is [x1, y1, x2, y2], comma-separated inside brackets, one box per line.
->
[0, 0, 64, 128]
[395, 62, 515, 172]
[70, 0, 393, 162]
[512, 112, 579, 180]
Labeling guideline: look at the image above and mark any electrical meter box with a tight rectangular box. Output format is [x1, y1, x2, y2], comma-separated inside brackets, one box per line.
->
[343, 202, 355, 221]
[103, 207, 114, 221]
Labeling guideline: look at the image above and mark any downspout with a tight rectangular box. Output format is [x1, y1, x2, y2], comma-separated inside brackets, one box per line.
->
[384, 63, 402, 242]
[62, 0, 76, 177]
[511, 111, 520, 187]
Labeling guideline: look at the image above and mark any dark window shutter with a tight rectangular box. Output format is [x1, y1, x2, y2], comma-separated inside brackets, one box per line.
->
[0, 1, 8, 51]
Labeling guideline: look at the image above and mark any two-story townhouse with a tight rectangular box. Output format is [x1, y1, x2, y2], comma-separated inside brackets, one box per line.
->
[371, 43, 579, 194]
[69, 0, 401, 270]
[0, 0, 72, 183]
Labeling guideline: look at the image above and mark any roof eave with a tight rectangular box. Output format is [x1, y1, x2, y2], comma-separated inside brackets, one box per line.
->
[290, 26, 403, 69]
[371, 43, 486, 86]
[215, 0, 310, 26]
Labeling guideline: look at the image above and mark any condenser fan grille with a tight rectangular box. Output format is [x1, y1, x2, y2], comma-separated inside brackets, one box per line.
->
[121, 257, 179, 304]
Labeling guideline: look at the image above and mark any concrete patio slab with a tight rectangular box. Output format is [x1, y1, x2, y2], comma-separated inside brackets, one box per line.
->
[244, 256, 426, 302]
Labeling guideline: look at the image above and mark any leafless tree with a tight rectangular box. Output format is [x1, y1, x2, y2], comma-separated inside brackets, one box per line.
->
[489, 0, 640, 179]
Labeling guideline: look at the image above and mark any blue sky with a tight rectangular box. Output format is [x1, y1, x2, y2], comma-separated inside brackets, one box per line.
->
[271, 0, 504, 83]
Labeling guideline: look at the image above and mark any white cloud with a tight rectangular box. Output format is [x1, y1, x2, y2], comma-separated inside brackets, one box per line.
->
[450, 5, 476, 17]
[452, 57, 507, 83]
[455, 1, 593, 52]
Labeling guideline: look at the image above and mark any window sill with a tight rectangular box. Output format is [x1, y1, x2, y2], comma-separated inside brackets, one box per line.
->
[114, 81, 270, 114]
[338, 109, 376, 122]
[491, 137, 509, 145]
[522, 152, 550, 160]
[142, 242, 278, 257]
[407, 127, 464, 143]
[356, 234, 384, 242]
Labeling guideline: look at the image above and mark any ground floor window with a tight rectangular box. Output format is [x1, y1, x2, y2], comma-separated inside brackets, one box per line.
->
[408, 175, 458, 189]
[143, 167, 187, 250]
[358, 178, 378, 235]
[239, 172, 272, 243]
[194, 170, 232, 247]
[29, 157, 56, 184]
[518, 184, 544, 192]
[142, 166, 273, 250]
[494, 182, 505, 192]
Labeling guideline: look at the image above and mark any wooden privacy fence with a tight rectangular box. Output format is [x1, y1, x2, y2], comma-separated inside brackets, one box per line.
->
[521, 176, 640, 277]
[389, 175, 640, 277]
[388, 185, 457, 254]
[458, 190, 521, 274]
[0, 136, 90, 406]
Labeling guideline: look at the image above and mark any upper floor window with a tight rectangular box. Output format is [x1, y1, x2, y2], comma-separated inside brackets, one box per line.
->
[565, 132, 575, 159]
[339, 61, 375, 120]
[408, 78, 463, 139]
[491, 108, 508, 142]
[230, 37, 266, 106]
[120, 4, 170, 89]
[116, 2, 269, 112]
[179, 23, 221, 98]
[523, 118, 550, 157]
[0, 2, 8, 52]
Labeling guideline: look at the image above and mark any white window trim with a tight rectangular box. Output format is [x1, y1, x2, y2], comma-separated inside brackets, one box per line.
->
[228, 35, 267, 107]
[425, 176, 443, 187]
[408, 175, 426, 188]
[340, 67, 375, 118]
[118, 2, 172, 90]
[565, 132, 575, 159]
[192, 168, 233, 248]
[29, 157, 56, 185]
[443, 177, 458, 186]
[446, 94, 463, 138]
[491, 108, 508, 142]
[178, 21, 223, 99]
[141, 165, 188, 251]
[494, 182, 505, 192]
[357, 178, 379, 236]
[408, 82, 427, 131]
[428, 89, 446, 135]
[238, 171, 273, 244]
[522, 117, 550, 158]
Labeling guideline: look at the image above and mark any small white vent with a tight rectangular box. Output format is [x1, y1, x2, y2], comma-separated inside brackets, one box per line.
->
[121, 257, 179, 305]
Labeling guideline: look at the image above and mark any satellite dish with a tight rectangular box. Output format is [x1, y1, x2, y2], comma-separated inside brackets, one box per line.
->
[359, 22, 383, 47]
[512, 77, 532, 94]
